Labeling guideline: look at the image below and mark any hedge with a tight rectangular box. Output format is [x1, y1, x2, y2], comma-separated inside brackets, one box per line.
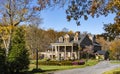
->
[37, 60, 85, 66]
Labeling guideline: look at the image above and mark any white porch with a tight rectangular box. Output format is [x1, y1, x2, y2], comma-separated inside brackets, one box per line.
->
[50, 43, 78, 60]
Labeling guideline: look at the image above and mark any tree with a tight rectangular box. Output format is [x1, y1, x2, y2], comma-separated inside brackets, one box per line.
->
[0, 47, 6, 74]
[37, 0, 120, 25]
[7, 26, 29, 73]
[66, 0, 120, 25]
[0, 25, 12, 56]
[46, 29, 57, 43]
[96, 37, 109, 50]
[56, 31, 66, 38]
[109, 39, 120, 60]
[103, 21, 120, 40]
[68, 30, 74, 36]
[0, 0, 41, 56]
[26, 24, 46, 59]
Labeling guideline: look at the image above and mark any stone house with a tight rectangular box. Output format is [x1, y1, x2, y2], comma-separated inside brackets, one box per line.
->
[41, 31, 102, 60]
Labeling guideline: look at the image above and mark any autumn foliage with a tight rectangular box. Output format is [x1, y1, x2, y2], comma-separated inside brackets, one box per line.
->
[109, 39, 120, 59]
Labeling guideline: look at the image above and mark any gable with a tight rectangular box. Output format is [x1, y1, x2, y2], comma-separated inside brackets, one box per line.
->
[80, 35, 93, 46]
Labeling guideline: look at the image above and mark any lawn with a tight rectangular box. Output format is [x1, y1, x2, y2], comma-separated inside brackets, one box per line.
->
[103, 68, 120, 74]
[103, 60, 120, 74]
[29, 59, 98, 74]
[110, 60, 120, 64]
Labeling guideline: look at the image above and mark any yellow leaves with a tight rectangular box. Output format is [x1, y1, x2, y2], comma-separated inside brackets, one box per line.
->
[106, 0, 120, 10]
[0, 25, 13, 40]
[96, 37, 109, 50]
[109, 39, 120, 53]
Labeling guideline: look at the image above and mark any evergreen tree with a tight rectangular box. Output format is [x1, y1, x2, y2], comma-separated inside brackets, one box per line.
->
[0, 47, 6, 74]
[7, 26, 29, 73]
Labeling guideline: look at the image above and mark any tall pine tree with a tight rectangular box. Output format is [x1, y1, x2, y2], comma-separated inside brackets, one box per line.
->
[7, 26, 29, 73]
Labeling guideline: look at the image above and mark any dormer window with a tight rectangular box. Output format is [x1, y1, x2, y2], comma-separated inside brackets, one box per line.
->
[74, 36, 78, 42]
[74, 31, 80, 42]
[64, 34, 70, 43]
[59, 36, 63, 43]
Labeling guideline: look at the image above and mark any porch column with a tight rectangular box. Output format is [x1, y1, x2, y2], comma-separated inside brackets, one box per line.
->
[52, 45, 53, 60]
[58, 46, 60, 60]
[71, 45, 73, 60]
[64, 46, 66, 60]
[55, 46, 57, 60]
[78, 50, 79, 60]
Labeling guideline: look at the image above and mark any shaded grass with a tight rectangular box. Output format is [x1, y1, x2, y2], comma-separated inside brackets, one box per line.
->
[103, 68, 120, 74]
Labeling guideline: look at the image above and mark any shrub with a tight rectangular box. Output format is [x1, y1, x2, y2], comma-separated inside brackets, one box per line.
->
[78, 60, 85, 65]
[61, 61, 72, 65]
[0, 48, 7, 73]
[72, 60, 85, 65]
[72, 61, 78, 65]
[38, 60, 86, 66]
[38, 61, 72, 65]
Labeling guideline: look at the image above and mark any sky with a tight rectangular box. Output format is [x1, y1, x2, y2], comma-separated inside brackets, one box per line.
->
[0, 0, 115, 35]
[40, 7, 115, 34]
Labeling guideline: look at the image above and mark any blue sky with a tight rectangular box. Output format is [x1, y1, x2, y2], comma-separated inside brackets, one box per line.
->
[40, 7, 115, 34]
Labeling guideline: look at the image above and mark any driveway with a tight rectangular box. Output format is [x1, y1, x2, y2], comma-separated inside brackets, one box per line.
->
[51, 61, 120, 74]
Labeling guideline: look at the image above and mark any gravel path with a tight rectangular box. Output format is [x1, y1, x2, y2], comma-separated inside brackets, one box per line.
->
[50, 61, 120, 74]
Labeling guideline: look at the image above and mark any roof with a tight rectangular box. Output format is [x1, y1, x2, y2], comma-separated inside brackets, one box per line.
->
[97, 50, 107, 55]
[51, 33, 96, 47]
[51, 43, 73, 46]
[93, 42, 101, 46]
[78, 34, 87, 44]
[71, 34, 87, 44]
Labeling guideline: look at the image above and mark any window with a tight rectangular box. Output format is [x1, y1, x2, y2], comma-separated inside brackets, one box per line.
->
[59, 36, 63, 42]
[64, 34, 70, 43]
[74, 36, 78, 42]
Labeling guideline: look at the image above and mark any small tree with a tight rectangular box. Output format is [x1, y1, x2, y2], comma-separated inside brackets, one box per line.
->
[7, 26, 29, 73]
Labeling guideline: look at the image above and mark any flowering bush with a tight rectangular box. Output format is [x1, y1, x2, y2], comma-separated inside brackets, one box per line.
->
[72, 61, 78, 65]
[39, 61, 72, 65]
[78, 60, 85, 65]
[72, 60, 85, 65]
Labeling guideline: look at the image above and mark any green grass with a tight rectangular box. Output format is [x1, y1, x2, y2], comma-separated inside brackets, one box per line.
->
[110, 60, 120, 64]
[30, 64, 86, 71]
[29, 59, 98, 74]
[103, 68, 120, 74]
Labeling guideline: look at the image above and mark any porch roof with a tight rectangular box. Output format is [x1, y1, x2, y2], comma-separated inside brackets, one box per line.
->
[51, 43, 74, 46]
